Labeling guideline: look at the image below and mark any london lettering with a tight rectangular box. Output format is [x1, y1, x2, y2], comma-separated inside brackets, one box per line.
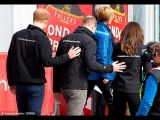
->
[110, 26, 122, 40]
[48, 24, 70, 38]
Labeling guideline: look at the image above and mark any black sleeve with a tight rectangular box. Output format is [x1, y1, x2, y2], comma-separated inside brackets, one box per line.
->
[53, 39, 64, 93]
[55, 39, 64, 57]
[141, 46, 152, 78]
[37, 35, 70, 67]
[84, 39, 113, 73]
[53, 67, 61, 93]
[112, 43, 119, 61]
[142, 62, 152, 77]
[6, 35, 16, 86]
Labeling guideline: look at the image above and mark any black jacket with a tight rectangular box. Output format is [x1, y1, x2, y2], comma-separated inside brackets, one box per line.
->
[53, 26, 113, 92]
[7, 24, 70, 86]
[111, 42, 151, 93]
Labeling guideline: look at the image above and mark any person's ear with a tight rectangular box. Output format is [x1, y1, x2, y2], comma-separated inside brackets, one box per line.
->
[43, 20, 47, 25]
[91, 26, 94, 31]
[93, 25, 96, 32]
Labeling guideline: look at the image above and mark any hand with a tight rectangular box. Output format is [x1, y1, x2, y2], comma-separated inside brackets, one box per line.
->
[68, 46, 81, 59]
[103, 79, 109, 84]
[9, 85, 16, 95]
[53, 92, 61, 102]
[112, 61, 126, 72]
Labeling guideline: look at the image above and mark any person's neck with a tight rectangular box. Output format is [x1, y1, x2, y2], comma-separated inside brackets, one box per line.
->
[103, 21, 108, 25]
[83, 25, 94, 33]
[33, 22, 43, 30]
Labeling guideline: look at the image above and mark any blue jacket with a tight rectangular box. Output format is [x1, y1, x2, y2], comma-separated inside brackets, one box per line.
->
[136, 75, 157, 116]
[136, 66, 160, 116]
[88, 21, 115, 80]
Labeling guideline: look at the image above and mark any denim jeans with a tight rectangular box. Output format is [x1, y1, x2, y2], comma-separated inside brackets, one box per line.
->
[16, 83, 45, 116]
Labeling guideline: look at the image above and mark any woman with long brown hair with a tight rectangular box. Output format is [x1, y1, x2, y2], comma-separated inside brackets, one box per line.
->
[111, 21, 151, 116]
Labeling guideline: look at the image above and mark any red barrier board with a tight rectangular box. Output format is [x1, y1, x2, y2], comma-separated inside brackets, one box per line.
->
[0, 53, 54, 116]
[0, 52, 17, 115]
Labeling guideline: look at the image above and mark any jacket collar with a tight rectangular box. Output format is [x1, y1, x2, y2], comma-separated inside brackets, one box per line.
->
[74, 26, 98, 41]
[97, 20, 111, 32]
[27, 24, 47, 35]
[152, 62, 160, 68]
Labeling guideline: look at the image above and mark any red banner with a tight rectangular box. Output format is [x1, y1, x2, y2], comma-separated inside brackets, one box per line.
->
[110, 4, 128, 42]
[0, 53, 17, 115]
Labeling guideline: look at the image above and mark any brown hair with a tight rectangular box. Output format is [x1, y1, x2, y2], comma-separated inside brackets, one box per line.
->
[96, 6, 114, 23]
[150, 42, 160, 53]
[33, 8, 50, 22]
[120, 21, 144, 56]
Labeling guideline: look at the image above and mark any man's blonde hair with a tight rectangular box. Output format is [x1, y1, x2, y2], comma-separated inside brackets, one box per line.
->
[33, 8, 50, 22]
[96, 6, 114, 22]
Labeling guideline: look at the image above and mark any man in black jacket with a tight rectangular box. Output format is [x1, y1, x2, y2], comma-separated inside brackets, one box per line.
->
[53, 16, 126, 115]
[6, 8, 81, 116]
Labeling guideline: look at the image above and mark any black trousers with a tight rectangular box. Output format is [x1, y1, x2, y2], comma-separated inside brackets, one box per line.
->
[87, 80, 113, 116]
[113, 90, 140, 116]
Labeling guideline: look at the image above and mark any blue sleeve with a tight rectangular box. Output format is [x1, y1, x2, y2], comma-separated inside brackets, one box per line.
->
[96, 35, 109, 65]
[136, 75, 158, 116]
[96, 33, 114, 80]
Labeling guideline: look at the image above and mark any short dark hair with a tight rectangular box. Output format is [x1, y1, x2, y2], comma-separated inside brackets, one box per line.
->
[82, 16, 97, 28]
[150, 42, 160, 53]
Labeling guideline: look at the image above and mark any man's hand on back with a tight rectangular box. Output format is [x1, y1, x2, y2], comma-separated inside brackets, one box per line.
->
[112, 61, 126, 72]
[68, 46, 81, 59]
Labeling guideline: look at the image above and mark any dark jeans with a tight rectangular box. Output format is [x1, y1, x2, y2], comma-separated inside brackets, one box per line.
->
[87, 80, 113, 116]
[16, 83, 45, 116]
[113, 90, 140, 116]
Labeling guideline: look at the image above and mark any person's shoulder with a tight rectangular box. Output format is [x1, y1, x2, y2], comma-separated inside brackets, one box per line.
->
[12, 28, 27, 37]
[16, 28, 27, 33]
[59, 33, 75, 42]
[85, 35, 96, 43]
[114, 42, 121, 47]
[63, 33, 74, 38]
[137, 44, 146, 53]
[113, 42, 121, 52]
[139, 44, 146, 49]
[97, 21, 109, 29]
